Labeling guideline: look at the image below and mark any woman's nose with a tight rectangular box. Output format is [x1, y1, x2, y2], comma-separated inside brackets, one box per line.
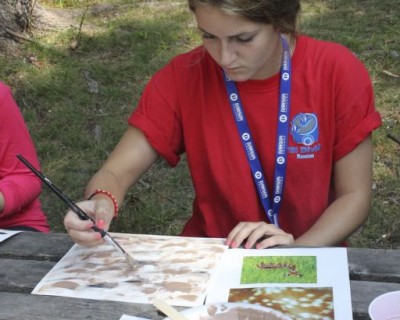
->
[219, 42, 236, 66]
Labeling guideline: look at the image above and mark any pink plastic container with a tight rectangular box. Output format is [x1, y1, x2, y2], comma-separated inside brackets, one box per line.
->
[369, 291, 400, 320]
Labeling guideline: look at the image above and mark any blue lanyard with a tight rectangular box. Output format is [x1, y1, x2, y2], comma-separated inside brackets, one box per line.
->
[223, 36, 292, 227]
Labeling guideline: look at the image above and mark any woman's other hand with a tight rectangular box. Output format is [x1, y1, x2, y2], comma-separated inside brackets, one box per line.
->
[226, 221, 294, 249]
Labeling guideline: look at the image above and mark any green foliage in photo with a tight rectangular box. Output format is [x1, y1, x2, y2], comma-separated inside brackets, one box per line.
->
[240, 256, 317, 284]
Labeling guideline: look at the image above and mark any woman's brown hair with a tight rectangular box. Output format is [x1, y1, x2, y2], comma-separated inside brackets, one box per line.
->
[188, 0, 301, 36]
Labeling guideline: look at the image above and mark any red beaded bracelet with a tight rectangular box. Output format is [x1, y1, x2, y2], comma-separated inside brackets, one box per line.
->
[87, 189, 119, 218]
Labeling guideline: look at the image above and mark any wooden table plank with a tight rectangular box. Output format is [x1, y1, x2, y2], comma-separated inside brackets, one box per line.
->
[0, 258, 55, 293]
[0, 231, 73, 261]
[0, 292, 163, 320]
[348, 247, 400, 282]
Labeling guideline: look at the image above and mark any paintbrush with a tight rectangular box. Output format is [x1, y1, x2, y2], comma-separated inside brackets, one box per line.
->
[17, 154, 138, 269]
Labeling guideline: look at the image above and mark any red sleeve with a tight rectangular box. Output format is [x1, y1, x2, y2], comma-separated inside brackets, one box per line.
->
[0, 83, 43, 216]
[128, 63, 184, 167]
[332, 50, 382, 161]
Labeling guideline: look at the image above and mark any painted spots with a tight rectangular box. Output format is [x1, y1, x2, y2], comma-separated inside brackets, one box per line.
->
[32, 233, 227, 307]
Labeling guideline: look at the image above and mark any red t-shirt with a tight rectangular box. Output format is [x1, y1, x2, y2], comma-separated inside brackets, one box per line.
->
[129, 35, 382, 239]
[0, 83, 49, 232]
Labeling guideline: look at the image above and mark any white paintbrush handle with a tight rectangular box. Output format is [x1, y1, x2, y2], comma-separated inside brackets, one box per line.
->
[152, 299, 189, 320]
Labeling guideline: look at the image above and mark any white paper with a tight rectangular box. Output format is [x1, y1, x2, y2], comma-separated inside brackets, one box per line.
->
[32, 233, 227, 307]
[0, 228, 21, 242]
[205, 247, 352, 320]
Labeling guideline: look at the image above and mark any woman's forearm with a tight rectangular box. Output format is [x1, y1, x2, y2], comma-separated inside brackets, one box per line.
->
[84, 126, 159, 206]
[295, 136, 373, 246]
[294, 192, 370, 246]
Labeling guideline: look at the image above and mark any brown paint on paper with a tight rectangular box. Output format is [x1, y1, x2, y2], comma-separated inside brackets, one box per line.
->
[162, 281, 193, 292]
[53, 281, 80, 290]
[177, 294, 198, 302]
[32, 233, 227, 307]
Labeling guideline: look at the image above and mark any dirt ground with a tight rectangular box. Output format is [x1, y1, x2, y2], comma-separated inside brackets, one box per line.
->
[0, 2, 117, 55]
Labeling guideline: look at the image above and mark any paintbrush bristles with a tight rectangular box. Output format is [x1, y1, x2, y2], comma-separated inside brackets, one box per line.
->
[125, 252, 140, 269]
[102, 233, 140, 268]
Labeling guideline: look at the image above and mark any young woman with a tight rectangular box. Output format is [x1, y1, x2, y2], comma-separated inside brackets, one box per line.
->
[0, 82, 49, 232]
[64, 0, 381, 248]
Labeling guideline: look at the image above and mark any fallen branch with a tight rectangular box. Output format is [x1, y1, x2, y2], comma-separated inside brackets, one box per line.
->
[382, 70, 400, 78]
[5, 27, 36, 43]
[70, 6, 89, 50]
[387, 133, 400, 146]
[27, 0, 38, 31]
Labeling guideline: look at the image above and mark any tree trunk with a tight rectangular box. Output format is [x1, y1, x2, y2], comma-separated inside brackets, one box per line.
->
[0, 0, 34, 53]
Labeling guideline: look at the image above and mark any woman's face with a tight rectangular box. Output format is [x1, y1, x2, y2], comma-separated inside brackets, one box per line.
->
[194, 4, 282, 81]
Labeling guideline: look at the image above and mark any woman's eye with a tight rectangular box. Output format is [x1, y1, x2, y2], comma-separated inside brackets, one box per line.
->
[236, 36, 253, 43]
[202, 33, 215, 40]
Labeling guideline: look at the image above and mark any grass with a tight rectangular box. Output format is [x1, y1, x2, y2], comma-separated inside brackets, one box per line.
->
[0, 0, 399, 248]
[241, 256, 317, 284]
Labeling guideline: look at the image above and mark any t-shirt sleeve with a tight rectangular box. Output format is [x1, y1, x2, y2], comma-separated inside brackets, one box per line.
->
[332, 49, 382, 161]
[128, 63, 184, 167]
[0, 84, 43, 216]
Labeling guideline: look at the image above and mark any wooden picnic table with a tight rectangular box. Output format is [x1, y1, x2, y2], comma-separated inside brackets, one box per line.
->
[0, 231, 399, 320]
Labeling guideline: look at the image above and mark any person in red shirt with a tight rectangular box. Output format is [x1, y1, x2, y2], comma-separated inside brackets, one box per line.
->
[0, 82, 49, 232]
[64, 0, 381, 248]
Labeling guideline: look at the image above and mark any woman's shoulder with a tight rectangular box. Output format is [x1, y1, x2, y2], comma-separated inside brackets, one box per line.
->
[297, 35, 369, 77]
[299, 35, 365, 65]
